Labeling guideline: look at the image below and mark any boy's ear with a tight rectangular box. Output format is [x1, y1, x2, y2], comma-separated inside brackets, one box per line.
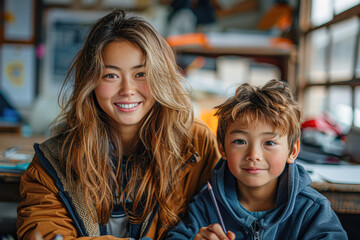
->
[218, 142, 227, 160]
[287, 139, 300, 164]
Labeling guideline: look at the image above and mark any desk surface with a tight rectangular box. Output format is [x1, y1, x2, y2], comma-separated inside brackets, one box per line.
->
[0, 133, 46, 179]
[311, 182, 360, 214]
[0, 134, 46, 202]
[0, 133, 46, 153]
[298, 145, 360, 214]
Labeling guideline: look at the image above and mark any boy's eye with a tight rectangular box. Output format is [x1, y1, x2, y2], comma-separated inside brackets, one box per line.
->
[264, 141, 276, 146]
[135, 72, 146, 78]
[233, 139, 246, 145]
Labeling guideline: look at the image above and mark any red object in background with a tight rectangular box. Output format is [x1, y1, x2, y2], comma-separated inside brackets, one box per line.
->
[301, 113, 345, 140]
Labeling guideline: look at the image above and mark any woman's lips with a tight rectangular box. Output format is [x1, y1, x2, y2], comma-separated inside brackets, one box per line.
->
[114, 102, 141, 112]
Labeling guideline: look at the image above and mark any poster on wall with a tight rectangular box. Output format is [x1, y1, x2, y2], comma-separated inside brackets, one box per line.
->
[4, 0, 34, 41]
[42, 9, 107, 96]
[0, 44, 35, 108]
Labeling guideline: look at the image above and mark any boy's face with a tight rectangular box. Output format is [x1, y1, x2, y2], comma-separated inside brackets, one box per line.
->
[219, 120, 299, 191]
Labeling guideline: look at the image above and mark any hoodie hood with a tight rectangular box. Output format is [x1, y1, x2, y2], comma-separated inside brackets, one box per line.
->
[211, 158, 312, 229]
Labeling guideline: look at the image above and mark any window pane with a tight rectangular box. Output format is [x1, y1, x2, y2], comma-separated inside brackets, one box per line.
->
[355, 87, 360, 128]
[311, 0, 333, 26]
[307, 28, 329, 83]
[334, 0, 360, 14]
[355, 35, 360, 77]
[328, 86, 352, 132]
[329, 17, 358, 81]
[303, 86, 327, 120]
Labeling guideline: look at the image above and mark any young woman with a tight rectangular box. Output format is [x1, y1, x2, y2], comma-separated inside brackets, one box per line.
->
[17, 9, 220, 240]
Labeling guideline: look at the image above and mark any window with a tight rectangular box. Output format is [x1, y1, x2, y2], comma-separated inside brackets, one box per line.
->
[299, 1, 360, 134]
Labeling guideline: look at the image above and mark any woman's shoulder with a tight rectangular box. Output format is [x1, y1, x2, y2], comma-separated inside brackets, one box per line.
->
[37, 133, 66, 155]
[192, 118, 214, 135]
[34, 133, 67, 175]
[188, 118, 220, 158]
[21, 154, 58, 194]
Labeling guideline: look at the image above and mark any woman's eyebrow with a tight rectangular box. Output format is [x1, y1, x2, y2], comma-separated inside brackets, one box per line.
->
[104, 64, 145, 70]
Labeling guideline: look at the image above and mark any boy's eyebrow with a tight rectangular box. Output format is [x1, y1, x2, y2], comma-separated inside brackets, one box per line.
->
[262, 132, 278, 137]
[229, 129, 247, 135]
[229, 129, 277, 136]
[104, 64, 145, 70]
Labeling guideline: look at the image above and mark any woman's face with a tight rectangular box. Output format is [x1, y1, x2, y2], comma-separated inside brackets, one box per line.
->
[95, 40, 155, 134]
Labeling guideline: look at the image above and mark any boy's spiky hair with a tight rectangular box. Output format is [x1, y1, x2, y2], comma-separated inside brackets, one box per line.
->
[215, 79, 302, 155]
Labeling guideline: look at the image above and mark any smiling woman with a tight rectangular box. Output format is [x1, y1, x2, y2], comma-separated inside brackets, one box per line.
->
[16, 9, 220, 240]
[95, 40, 155, 141]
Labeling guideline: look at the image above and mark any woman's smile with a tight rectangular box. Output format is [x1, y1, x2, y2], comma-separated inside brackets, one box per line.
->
[114, 102, 142, 111]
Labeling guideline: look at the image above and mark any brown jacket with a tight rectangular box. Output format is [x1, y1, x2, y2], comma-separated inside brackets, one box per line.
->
[17, 119, 220, 240]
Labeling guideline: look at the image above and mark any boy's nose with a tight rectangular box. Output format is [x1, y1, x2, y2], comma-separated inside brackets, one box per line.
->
[246, 145, 261, 161]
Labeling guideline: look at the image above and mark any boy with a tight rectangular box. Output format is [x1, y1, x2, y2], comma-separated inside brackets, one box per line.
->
[167, 80, 347, 239]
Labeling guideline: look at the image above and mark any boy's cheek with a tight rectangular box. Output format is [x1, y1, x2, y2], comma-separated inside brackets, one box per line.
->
[271, 158, 289, 175]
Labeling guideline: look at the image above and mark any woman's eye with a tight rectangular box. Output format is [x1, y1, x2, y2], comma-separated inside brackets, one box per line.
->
[135, 72, 146, 78]
[233, 139, 246, 145]
[104, 73, 118, 79]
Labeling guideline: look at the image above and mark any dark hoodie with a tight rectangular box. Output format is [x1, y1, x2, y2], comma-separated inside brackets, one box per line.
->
[167, 159, 347, 239]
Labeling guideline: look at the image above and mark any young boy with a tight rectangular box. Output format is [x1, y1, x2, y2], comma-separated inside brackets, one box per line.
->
[167, 80, 347, 240]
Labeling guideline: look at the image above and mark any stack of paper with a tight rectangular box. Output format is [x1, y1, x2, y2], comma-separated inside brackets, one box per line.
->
[297, 160, 360, 184]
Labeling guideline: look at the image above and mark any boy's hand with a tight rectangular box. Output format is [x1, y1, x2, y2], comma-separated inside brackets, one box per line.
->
[194, 223, 236, 240]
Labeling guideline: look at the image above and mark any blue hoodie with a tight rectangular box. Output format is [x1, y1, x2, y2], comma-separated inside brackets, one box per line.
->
[167, 159, 347, 239]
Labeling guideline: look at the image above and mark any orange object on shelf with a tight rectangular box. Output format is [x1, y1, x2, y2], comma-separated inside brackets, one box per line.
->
[270, 37, 294, 49]
[166, 33, 209, 48]
[257, 3, 293, 31]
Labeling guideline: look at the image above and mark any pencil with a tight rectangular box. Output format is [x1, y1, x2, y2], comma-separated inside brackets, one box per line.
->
[207, 181, 227, 233]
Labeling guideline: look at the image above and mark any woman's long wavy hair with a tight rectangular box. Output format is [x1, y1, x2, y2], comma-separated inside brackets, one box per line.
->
[53, 9, 194, 229]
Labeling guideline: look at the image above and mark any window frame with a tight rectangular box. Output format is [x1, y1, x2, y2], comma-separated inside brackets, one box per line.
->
[298, 1, 360, 130]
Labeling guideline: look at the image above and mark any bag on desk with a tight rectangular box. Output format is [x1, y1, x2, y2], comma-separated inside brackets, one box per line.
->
[344, 126, 360, 163]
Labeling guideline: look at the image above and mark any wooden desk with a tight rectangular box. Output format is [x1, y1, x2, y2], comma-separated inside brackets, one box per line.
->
[311, 181, 360, 239]
[311, 181, 360, 214]
[0, 133, 46, 202]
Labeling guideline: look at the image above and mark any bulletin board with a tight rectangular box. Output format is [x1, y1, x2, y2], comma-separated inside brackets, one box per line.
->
[3, 0, 35, 43]
[41, 9, 107, 96]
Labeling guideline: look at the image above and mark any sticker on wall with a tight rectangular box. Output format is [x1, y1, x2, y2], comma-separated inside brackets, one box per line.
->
[0, 44, 35, 108]
[6, 61, 24, 87]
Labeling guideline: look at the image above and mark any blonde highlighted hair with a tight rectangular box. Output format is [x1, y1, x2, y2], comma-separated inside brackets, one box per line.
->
[53, 9, 193, 230]
[215, 80, 302, 155]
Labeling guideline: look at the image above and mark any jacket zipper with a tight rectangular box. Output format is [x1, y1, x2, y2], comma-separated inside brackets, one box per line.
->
[252, 221, 261, 240]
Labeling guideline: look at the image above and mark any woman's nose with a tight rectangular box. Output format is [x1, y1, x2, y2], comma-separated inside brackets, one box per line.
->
[119, 76, 135, 96]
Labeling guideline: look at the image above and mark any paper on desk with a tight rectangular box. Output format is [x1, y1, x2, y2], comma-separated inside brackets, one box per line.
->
[297, 161, 360, 184]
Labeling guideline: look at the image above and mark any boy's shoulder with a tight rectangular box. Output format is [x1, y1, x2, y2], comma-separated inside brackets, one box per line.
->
[291, 163, 330, 206]
[187, 182, 214, 209]
[297, 184, 330, 207]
